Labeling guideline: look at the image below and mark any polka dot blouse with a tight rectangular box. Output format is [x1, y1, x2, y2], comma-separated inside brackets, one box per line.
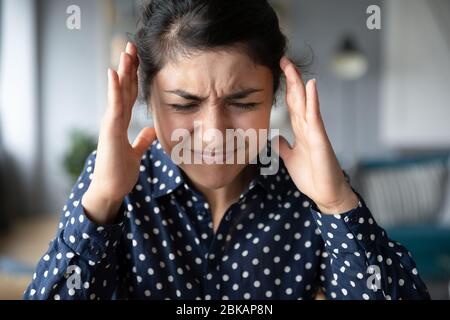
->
[24, 140, 430, 300]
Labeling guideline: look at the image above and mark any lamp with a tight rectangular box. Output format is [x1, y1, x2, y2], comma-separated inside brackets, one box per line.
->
[330, 35, 368, 168]
[331, 36, 368, 81]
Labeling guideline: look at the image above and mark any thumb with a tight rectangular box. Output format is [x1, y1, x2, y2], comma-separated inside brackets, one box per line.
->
[132, 127, 157, 157]
[272, 135, 292, 163]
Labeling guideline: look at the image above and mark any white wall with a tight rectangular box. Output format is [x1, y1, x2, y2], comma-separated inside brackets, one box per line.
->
[0, 0, 41, 215]
[381, 0, 450, 148]
[38, 0, 108, 214]
[292, 0, 386, 167]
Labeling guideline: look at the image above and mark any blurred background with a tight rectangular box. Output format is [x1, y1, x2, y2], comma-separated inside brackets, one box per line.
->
[0, 0, 449, 299]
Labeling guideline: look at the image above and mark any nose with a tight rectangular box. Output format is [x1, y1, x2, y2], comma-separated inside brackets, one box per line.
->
[195, 103, 230, 150]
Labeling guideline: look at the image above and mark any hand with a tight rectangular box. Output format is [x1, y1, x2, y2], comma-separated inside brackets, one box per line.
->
[82, 42, 157, 224]
[275, 56, 358, 215]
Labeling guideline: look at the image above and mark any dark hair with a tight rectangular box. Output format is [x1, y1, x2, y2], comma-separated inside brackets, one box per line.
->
[134, 0, 302, 105]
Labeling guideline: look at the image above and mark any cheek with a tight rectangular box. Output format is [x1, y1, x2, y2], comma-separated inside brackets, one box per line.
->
[152, 109, 195, 154]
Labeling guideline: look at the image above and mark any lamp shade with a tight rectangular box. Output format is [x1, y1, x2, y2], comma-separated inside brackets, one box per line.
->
[331, 36, 368, 80]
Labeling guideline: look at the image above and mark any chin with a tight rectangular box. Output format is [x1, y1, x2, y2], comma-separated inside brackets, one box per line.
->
[180, 163, 247, 190]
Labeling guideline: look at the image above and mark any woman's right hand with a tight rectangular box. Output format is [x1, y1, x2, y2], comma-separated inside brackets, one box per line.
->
[82, 42, 157, 225]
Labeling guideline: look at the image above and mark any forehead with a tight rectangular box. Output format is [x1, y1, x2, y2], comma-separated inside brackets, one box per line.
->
[154, 49, 272, 93]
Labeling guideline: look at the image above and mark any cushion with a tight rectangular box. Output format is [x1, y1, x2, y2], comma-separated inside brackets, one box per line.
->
[355, 154, 449, 227]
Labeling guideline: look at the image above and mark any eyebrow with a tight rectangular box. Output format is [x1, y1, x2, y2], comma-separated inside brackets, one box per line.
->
[163, 88, 263, 101]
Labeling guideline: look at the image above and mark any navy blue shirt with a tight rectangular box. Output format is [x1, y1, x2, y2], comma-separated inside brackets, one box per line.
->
[24, 140, 430, 300]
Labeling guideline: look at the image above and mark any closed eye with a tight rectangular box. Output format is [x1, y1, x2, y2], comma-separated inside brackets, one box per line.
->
[167, 102, 260, 111]
[168, 103, 199, 111]
[231, 103, 260, 110]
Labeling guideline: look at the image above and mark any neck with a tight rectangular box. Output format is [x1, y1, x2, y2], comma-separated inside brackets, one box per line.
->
[189, 165, 258, 233]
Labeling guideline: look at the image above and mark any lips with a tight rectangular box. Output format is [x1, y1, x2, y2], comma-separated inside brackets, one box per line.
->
[189, 148, 244, 160]
[190, 148, 239, 156]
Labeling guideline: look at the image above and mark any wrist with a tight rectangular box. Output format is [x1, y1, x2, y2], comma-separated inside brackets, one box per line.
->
[316, 188, 359, 215]
[82, 185, 123, 225]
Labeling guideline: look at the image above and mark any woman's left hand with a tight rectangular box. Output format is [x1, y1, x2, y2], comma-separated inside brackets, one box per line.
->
[276, 56, 359, 215]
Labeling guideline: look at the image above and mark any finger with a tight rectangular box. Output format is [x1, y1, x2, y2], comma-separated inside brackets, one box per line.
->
[118, 52, 132, 109]
[126, 42, 139, 68]
[132, 127, 157, 157]
[107, 68, 123, 120]
[305, 79, 325, 129]
[280, 56, 306, 119]
[126, 42, 139, 105]
[272, 135, 292, 164]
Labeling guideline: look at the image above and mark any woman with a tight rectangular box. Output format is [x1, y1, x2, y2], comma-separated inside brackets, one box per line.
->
[25, 0, 430, 300]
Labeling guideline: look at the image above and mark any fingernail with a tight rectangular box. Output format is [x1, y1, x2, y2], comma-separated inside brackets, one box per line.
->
[126, 41, 131, 51]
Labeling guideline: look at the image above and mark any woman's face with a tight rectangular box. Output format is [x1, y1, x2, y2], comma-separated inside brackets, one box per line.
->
[149, 49, 274, 190]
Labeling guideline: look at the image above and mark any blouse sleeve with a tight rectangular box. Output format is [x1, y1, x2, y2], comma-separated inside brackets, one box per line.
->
[23, 151, 126, 300]
[309, 173, 431, 300]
